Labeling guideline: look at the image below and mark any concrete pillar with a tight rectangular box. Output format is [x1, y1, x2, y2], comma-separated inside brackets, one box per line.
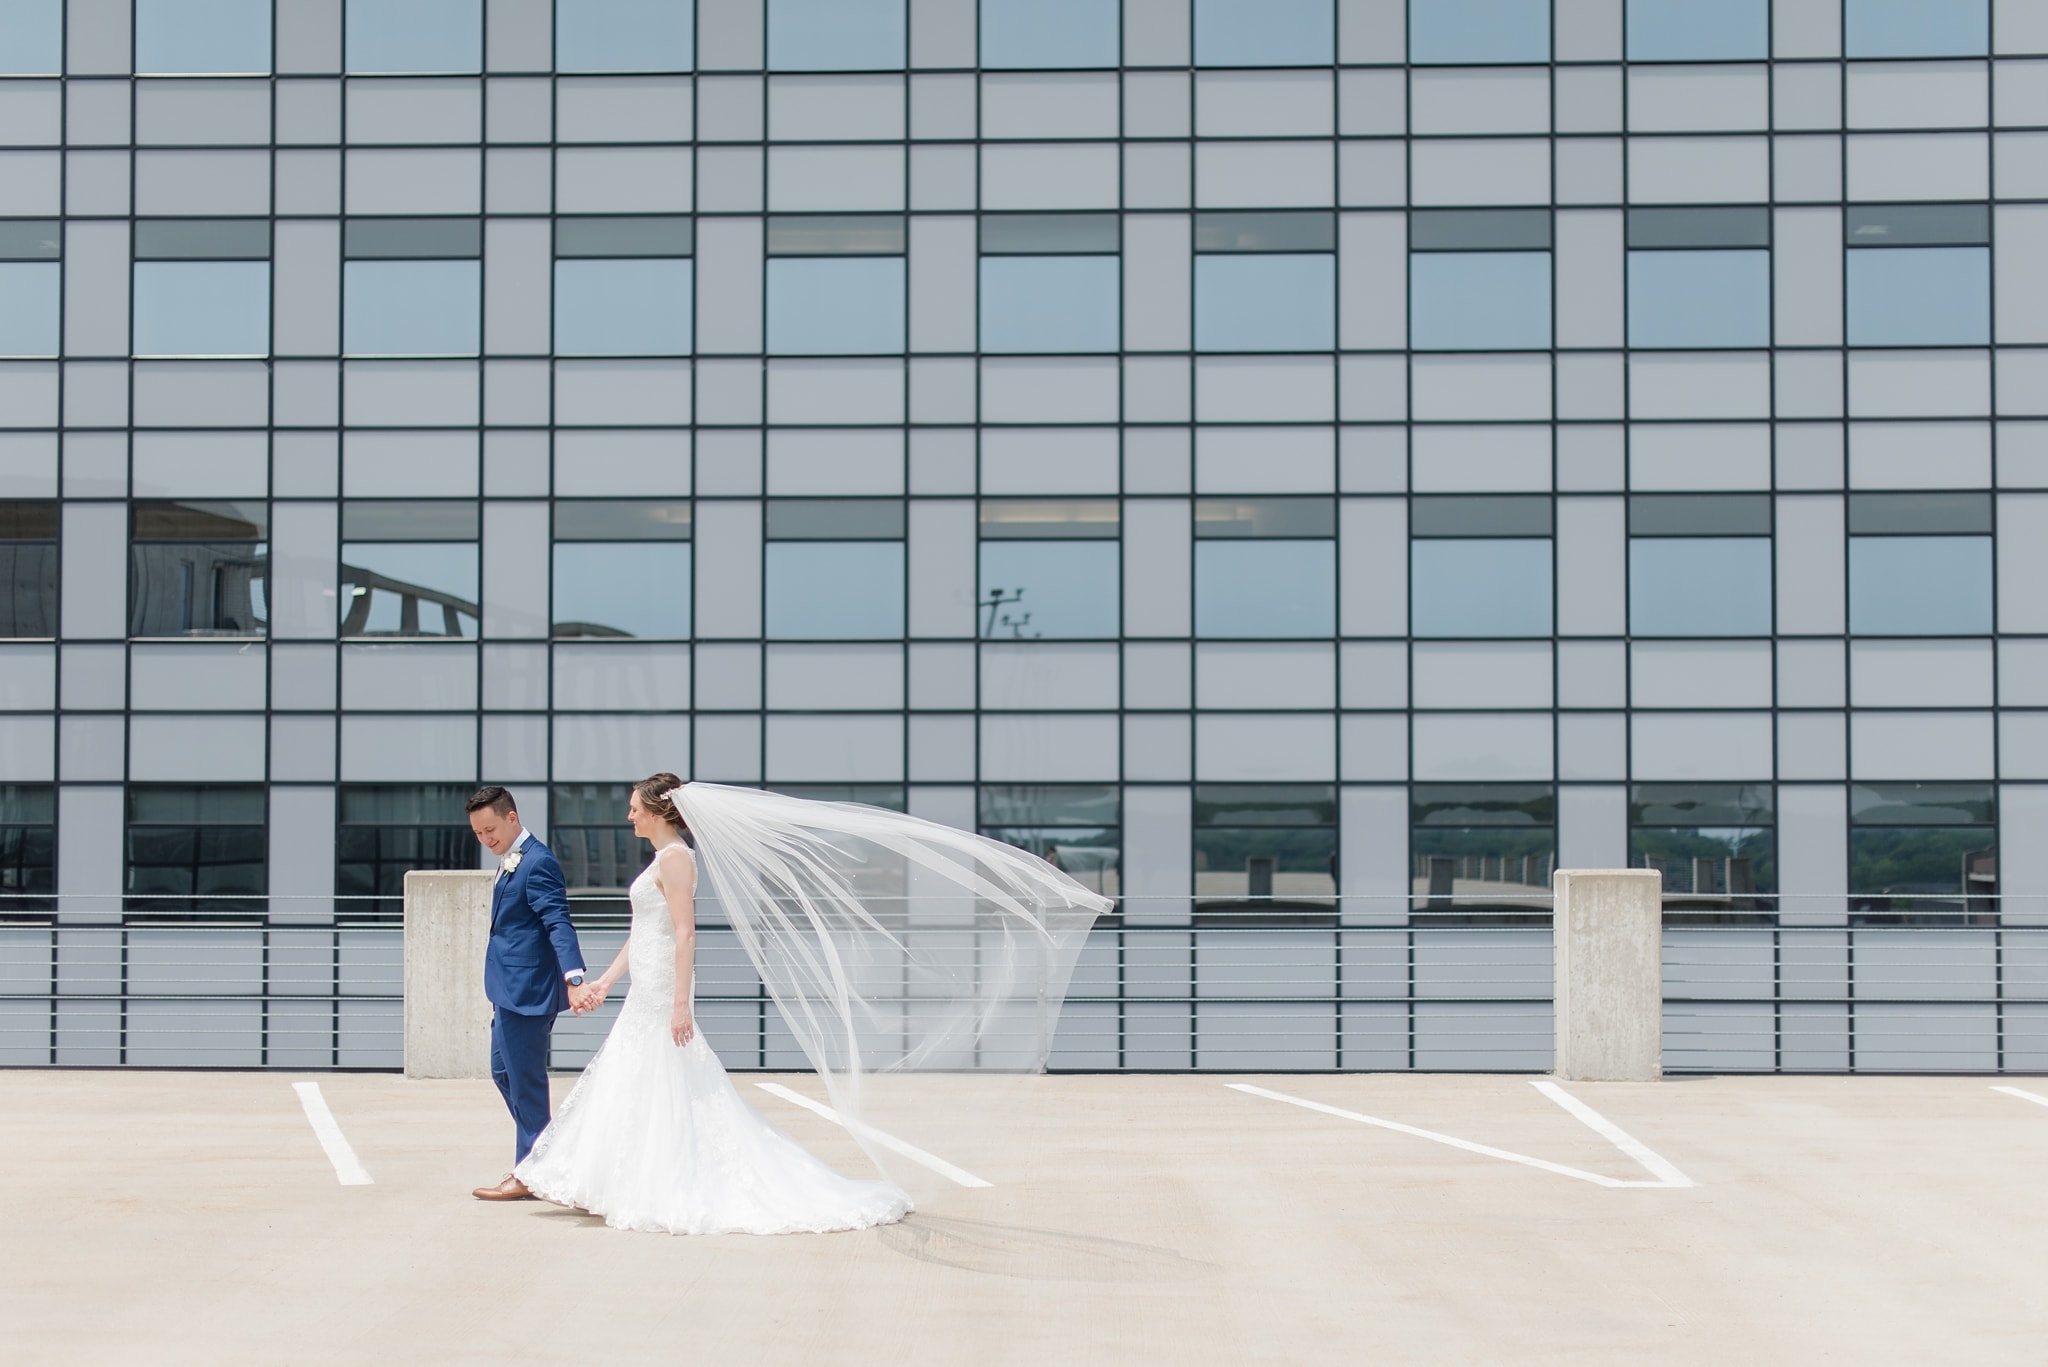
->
[403, 870, 495, 1080]
[1552, 868, 1663, 1081]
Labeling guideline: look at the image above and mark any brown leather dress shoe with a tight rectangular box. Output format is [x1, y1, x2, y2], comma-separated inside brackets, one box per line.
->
[472, 1174, 534, 1201]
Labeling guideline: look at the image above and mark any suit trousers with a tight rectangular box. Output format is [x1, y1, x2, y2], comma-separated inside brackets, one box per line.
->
[491, 1006, 556, 1165]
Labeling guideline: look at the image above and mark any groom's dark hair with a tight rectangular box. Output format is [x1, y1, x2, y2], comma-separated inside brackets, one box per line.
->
[465, 785, 517, 817]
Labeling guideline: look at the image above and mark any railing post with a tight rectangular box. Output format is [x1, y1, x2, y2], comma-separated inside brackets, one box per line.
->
[402, 869, 495, 1080]
[1552, 868, 1663, 1082]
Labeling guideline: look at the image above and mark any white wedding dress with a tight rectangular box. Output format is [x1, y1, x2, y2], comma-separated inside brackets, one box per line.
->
[514, 857, 912, 1235]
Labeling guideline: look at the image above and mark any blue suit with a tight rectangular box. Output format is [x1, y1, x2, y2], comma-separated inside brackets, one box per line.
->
[485, 837, 584, 1164]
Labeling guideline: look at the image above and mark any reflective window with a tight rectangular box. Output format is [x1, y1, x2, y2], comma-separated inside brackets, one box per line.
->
[337, 785, 476, 921]
[135, 0, 273, 74]
[0, 785, 55, 922]
[553, 784, 652, 920]
[980, 257, 1119, 354]
[1850, 783, 1996, 923]
[1411, 784, 1554, 918]
[126, 785, 266, 920]
[1194, 499, 1336, 638]
[979, 500, 1120, 639]
[0, 264, 59, 356]
[346, 0, 483, 73]
[982, 0, 1117, 68]
[554, 260, 693, 356]
[765, 499, 906, 640]
[132, 262, 271, 356]
[1194, 0, 1333, 67]
[1409, 0, 1551, 65]
[553, 501, 693, 639]
[1410, 497, 1554, 639]
[1627, 251, 1770, 350]
[1195, 255, 1336, 353]
[768, 0, 905, 71]
[1848, 537, 1992, 635]
[341, 502, 479, 639]
[1628, 541, 1771, 636]
[343, 262, 481, 356]
[766, 258, 905, 355]
[1630, 785, 1775, 919]
[1195, 784, 1337, 919]
[1846, 248, 1990, 347]
[1845, 0, 1987, 59]
[130, 501, 269, 638]
[1409, 252, 1550, 352]
[0, 0, 61, 73]
[1625, 0, 1767, 61]
[980, 785, 1120, 903]
[0, 503, 57, 638]
[556, 0, 694, 73]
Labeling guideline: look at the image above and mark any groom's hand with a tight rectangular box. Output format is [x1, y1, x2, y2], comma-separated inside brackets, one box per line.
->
[571, 981, 608, 1014]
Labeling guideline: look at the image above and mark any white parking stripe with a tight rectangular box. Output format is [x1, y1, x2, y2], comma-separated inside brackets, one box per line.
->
[1530, 1080, 1694, 1188]
[292, 1082, 373, 1186]
[755, 1082, 992, 1189]
[1992, 1085, 2048, 1110]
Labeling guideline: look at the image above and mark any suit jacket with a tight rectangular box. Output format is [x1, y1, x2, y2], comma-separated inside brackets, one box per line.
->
[484, 838, 585, 1017]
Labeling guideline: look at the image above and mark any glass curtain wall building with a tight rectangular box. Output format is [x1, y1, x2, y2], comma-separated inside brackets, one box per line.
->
[4, 0, 2048, 1064]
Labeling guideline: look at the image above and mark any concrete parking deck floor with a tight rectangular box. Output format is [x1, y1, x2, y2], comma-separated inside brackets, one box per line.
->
[6, 1070, 2048, 1366]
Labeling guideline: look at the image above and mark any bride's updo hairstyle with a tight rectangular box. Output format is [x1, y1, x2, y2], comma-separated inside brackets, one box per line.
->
[633, 773, 695, 847]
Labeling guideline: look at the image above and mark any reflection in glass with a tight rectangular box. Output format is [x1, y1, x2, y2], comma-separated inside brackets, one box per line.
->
[978, 541, 1119, 638]
[981, 0, 1117, 68]
[1850, 783, 1995, 922]
[132, 262, 271, 356]
[1195, 784, 1335, 920]
[1408, 0, 1550, 65]
[1194, 0, 1333, 66]
[337, 784, 476, 921]
[1626, 251, 1770, 349]
[1410, 539, 1552, 638]
[1628, 538, 1772, 637]
[125, 785, 266, 920]
[768, 0, 905, 71]
[135, 0, 272, 73]
[0, 784, 55, 921]
[1411, 784, 1554, 917]
[980, 784, 1120, 901]
[556, 0, 695, 72]
[340, 544, 479, 638]
[0, 263, 60, 356]
[343, 260, 482, 356]
[1195, 254, 1336, 352]
[553, 783, 653, 923]
[0, 502, 58, 638]
[1194, 541, 1336, 638]
[554, 544, 692, 638]
[1409, 252, 1551, 351]
[765, 257, 906, 355]
[1845, 0, 1988, 58]
[0, 1, 62, 74]
[1625, 0, 1767, 61]
[1846, 247, 1990, 346]
[1629, 784, 1775, 920]
[979, 256, 1120, 354]
[1848, 536, 1992, 635]
[554, 259, 694, 356]
[765, 542, 906, 639]
[130, 501, 269, 638]
[345, 0, 482, 72]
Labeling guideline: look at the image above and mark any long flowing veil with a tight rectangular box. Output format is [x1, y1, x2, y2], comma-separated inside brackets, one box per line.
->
[668, 782, 1110, 1188]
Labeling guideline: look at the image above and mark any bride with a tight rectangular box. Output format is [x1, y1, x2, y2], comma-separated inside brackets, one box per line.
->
[512, 774, 1105, 1235]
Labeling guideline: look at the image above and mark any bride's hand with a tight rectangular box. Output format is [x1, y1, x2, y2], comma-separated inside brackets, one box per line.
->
[670, 1007, 695, 1048]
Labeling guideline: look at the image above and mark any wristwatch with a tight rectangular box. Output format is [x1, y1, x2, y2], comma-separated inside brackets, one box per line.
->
[566, 971, 586, 987]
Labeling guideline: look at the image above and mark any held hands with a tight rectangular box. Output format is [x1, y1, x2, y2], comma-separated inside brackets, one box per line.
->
[670, 1006, 695, 1048]
[569, 980, 610, 1015]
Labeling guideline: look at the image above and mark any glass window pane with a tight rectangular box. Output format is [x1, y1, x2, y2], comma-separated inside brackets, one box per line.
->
[135, 220, 272, 261]
[765, 542, 906, 638]
[130, 503, 269, 638]
[0, 504, 58, 639]
[1627, 538, 1772, 637]
[0, 263, 60, 356]
[343, 260, 483, 356]
[346, 219, 483, 260]
[768, 0, 905, 71]
[1626, 250, 1770, 349]
[1625, 0, 1767, 61]
[981, 0, 1118, 69]
[767, 216, 906, 256]
[1845, 0, 1988, 58]
[1194, 254, 1336, 353]
[1629, 494, 1771, 536]
[346, 0, 483, 72]
[1845, 247, 1990, 347]
[1195, 498, 1336, 538]
[0, 0, 61, 73]
[1410, 210, 1551, 252]
[766, 499, 905, 539]
[1409, 252, 1551, 351]
[340, 544, 480, 637]
[765, 257, 906, 355]
[132, 262, 271, 357]
[1411, 539, 1553, 638]
[556, 217, 694, 258]
[1847, 204, 1989, 248]
[982, 214, 1120, 255]
[1848, 536, 1993, 635]
[1409, 0, 1550, 65]
[553, 543, 692, 638]
[1853, 782, 1994, 825]
[136, 0, 273, 74]
[1847, 492, 1991, 535]
[979, 256, 1120, 354]
[1194, 541, 1336, 638]
[556, 0, 695, 72]
[554, 259, 693, 355]
[1411, 495, 1553, 538]
[555, 500, 693, 540]
[1194, 0, 1333, 67]
[1850, 827, 1995, 918]
[978, 541, 1120, 638]
[1626, 208, 1770, 250]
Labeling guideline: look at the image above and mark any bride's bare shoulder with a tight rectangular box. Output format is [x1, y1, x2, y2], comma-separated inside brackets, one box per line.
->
[652, 841, 696, 882]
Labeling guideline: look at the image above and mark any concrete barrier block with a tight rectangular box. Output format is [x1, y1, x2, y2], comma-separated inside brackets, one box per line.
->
[403, 869, 494, 1080]
[1553, 868, 1663, 1082]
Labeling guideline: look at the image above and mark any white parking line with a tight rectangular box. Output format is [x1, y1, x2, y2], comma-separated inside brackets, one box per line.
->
[754, 1082, 992, 1189]
[292, 1082, 373, 1186]
[1528, 1080, 1694, 1188]
[1229, 1081, 1692, 1190]
[1991, 1085, 2048, 1110]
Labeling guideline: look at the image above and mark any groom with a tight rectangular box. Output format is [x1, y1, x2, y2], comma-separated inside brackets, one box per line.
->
[464, 786, 586, 1201]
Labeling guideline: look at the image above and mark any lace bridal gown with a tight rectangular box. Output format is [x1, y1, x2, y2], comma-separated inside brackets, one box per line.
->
[514, 857, 912, 1235]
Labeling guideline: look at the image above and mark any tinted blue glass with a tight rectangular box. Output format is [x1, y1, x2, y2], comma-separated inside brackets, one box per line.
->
[979, 257, 1120, 354]
[1845, 0, 1987, 58]
[553, 544, 692, 638]
[1411, 539, 1553, 637]
[341, 544, 480, 636]
[0, 0, 60, 72]
[982, 0, 1118, 68]
[132, 262, 271, 356]
[1194, 541, 1337, 638]
[554, 259, 693, 356]
[1409, 252, 1551, 351]
[136, 0, 273, 73]
[1628, 539, 1772, 637]
[556, 0, 694, 71]
[1627, 250, 1770, 349]
[343, 260, 482, 355]
[1195, 255, 1336, 353]
[1409, 0, 1550, 64]
[1846, 248, 1990, 347]
[768, 0, 905, 70]
[1849, 536, 1993, 635]
[766, 542, 906, 639]
[979, 542, 1120, 638]
[346, 0, 482, 72]
[1194, 0, 1333, 66]
[1626, 0, 1767, 60]
[766, 258, 905, 355]
[0, 263, 59, 356]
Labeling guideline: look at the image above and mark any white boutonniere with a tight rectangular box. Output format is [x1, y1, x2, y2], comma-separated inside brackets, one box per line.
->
[500, 850, 524, 877]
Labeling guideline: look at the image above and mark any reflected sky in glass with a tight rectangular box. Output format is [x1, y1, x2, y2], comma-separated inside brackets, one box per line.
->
[1847, 248, 1990, 346]
[769, 0, 905, 70]
[1194, 0, 1333, 66]
[136, 0, 272, 73]
[1410, 252, 1551, 351]
[1195, 255, 1335, 353]
[554, 259, 693, 356]
[766, 542, 906, 638]
[0, 0, 60, 73]
[341, 543, 479, 635]
[1628, 538, 1773, 637]
[1195, 541, 1336, 638]
[556, 0, 695, 71]
[980, 256, 1119, 353]
[1849, 536, 1993, 635]
[982, 0, 1117, 67]
[1409, 0, 1550, 64]
[1626, 0, 1767, 61]
[346, 0, 482, 72]
[979, 542, 1119, 638]
[553, 543, 691, 638]
[1846, 0, 1987, 58]
[1627, 251, 1770, 349]
[0, 263, 59, 355]
[1412, 539, 1553, 637]
[132, 262, 271, 356]
[344, 260, 481, 356]
[766, 258, 906, 355]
